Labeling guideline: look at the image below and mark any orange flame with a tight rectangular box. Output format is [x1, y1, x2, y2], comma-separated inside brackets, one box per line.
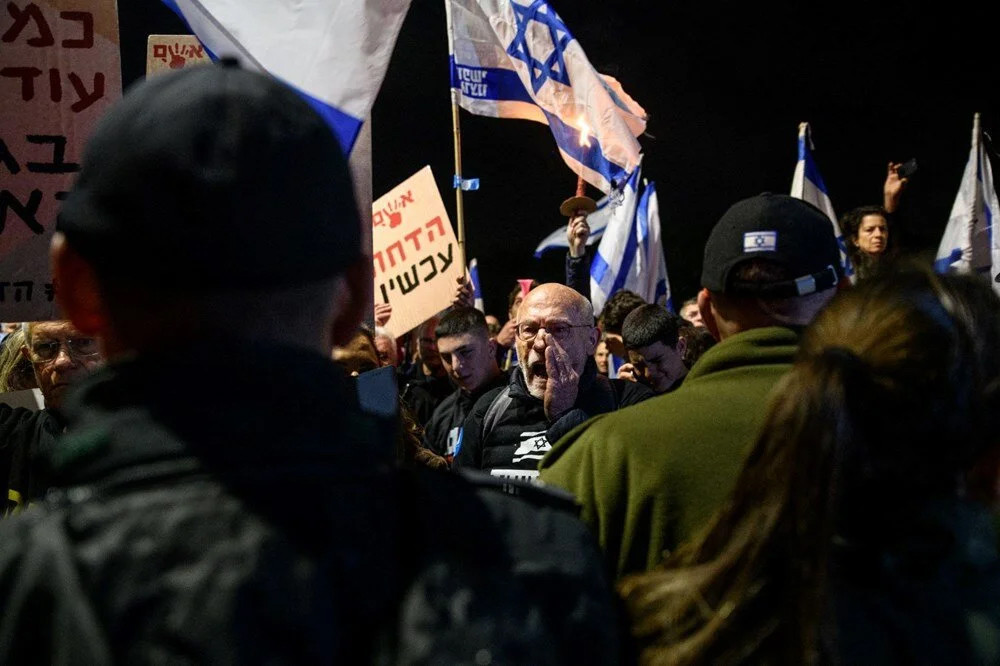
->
[576, 115, 591, 147]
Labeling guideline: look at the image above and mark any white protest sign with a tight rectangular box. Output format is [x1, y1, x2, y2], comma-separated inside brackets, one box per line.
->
[0, 0, 122, 320]
[373, 166, 462, 338]
[146, 35, 210, 77]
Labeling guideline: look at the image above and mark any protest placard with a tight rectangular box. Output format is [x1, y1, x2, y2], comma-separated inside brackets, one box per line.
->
[146, 35, 210, 77]
[0, 0, 122, 321]
[373, 166, 462, 339]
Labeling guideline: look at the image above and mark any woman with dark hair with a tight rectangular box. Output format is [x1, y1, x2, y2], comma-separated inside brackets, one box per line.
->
[840, 204, 893, 280]
[620, 270, 1000, 664]
[839, 162, 909, 281]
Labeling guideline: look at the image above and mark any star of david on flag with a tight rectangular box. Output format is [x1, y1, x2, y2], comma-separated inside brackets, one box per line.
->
[506, 1, 571, 92]
[447, 0, 646, 193]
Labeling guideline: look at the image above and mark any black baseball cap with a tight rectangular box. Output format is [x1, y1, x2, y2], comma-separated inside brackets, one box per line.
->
[701, 193, 842, 297]
[57, 60, 361, 289]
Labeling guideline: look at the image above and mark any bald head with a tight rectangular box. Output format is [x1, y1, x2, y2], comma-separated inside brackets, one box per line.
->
[518, 283, 594, 326]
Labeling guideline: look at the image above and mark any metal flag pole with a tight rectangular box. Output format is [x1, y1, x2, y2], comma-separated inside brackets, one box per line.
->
[444, 0, 467, 269]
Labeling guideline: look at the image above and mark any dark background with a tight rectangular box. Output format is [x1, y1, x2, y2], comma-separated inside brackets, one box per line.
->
[120, 0, 997, 318]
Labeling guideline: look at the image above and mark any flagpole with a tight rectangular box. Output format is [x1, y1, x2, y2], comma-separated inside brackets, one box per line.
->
[444, 0, 468, 269]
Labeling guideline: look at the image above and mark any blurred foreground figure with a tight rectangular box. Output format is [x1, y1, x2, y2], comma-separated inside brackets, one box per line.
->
[621, 270, 1000, 664]
[0, 63, 618, 664]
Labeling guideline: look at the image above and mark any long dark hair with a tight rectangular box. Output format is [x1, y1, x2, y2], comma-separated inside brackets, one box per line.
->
[619, 270, 1000, 665]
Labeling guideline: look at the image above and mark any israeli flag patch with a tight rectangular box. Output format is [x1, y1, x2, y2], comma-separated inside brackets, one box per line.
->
[744, 231, 777, 253]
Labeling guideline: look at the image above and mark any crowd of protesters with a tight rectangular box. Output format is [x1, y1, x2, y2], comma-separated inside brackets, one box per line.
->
[1, 62, 999, 664]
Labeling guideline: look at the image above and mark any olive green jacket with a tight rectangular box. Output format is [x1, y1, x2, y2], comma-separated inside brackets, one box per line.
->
[538, 326, 799, 578]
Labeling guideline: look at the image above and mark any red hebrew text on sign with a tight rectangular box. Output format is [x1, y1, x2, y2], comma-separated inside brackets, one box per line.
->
[372, 167, 464, 338]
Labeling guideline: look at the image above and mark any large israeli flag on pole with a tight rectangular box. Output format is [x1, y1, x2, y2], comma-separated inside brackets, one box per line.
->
[589, 167, 672, 315]
[790, 122, 852, 279]
[935, 113, 1000, 292]
[447, 0, 646, 193]
[161, 0, 410, 154]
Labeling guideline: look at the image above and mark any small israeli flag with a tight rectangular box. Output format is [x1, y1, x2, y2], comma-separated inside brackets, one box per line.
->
[161, 0, 411, 153]
[790, 122, 852, 278]
[744, 231, 777, 252]
[468, 258, 485, 312]
[447, 0, 646, 193]
[935, 113, 1000, 293]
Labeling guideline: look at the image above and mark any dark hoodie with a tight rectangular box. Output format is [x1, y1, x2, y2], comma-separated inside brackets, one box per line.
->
[453, 358, 652, 480]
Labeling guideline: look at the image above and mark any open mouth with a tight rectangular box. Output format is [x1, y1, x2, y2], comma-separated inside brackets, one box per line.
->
[530, 361, 547, 379]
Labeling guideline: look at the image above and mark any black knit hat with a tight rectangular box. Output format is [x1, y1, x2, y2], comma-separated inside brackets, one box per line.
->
[57, 60, 360, 289]
[701, 193, 841, 297]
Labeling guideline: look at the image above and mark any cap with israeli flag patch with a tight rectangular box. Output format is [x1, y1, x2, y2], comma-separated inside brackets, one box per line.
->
[701, 193, 841, 297]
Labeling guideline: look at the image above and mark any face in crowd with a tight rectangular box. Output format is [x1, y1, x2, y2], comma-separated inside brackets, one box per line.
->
[437, 329, 497, 393]
[374, 333, 398, 368]
[21, 321, 104, 410]
[415, 319, 442, 373]
[594, 339, 610, 375]
[854, 214, 889, 255]
[680, 301, 703, 327]
[515, 284, 599, 399]
[627, 339, 687, 393]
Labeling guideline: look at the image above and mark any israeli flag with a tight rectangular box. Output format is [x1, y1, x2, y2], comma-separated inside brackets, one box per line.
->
[590, 166, 672, 315]
[447, 0, 646, 193]
[935, 113, 1000, 292]
[790, 122, 852, 278]
[468, 258, 485, 312]
[533, 199, 610, 257]
[161, 0, 411, 153]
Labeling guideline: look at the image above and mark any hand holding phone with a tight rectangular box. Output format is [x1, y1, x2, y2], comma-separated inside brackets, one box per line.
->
[896, 158, 918, 180]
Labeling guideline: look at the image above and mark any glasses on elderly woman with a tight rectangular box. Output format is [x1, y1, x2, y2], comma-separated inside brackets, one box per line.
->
[28, 337, 100, 363]
[516, 321, 592, 342]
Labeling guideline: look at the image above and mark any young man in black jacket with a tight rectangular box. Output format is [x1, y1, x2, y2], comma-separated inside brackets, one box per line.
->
[423, 307, 507, 463]
[0, 63, 620, 664]
[453, 283, 652, 480]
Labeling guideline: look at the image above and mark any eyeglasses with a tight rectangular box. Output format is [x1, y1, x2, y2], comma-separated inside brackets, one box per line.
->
[516, 321, 592, 342]
[28, 337, 100, 363]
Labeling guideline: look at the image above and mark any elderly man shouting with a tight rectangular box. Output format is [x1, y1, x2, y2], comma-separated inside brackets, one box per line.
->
[453, 283, 652, 480]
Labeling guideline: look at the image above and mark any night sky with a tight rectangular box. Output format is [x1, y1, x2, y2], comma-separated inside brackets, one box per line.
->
[121, 1, 997, 318]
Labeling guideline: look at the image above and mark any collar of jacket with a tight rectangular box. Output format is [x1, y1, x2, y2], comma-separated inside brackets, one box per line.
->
[507, 356, 600, 402]
[685, 326, 802, 382]
[51, 339, 396, 488]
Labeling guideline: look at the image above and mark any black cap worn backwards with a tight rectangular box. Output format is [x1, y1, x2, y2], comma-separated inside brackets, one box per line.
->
[57, 60, 360, 289]
[701, 193, 842, 298]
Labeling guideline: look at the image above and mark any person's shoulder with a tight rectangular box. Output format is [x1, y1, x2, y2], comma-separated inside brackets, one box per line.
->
[427, 388, 462, 422]
[468, 384, 509, 418]
[610, 377, 654, 406]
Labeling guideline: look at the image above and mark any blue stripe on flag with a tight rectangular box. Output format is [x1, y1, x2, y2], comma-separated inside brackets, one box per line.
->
[934, 248, 964, 273]
[637, 184, 650, 243]
[297, 90, 363, 155]
[449, 57, 534, 104]
[609, 212, 640, 296]
[591, 252, 610, 285]
[798, 134, 830, 195]
[542, 110, 630, 188]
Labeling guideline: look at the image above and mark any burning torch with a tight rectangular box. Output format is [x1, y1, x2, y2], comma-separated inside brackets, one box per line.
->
[559, 115, 598, 218]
